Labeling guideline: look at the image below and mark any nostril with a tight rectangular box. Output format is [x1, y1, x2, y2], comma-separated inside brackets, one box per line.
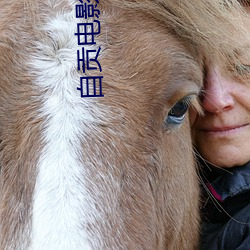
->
[199, 86, 234, 114]
[200, 65, 236, 113]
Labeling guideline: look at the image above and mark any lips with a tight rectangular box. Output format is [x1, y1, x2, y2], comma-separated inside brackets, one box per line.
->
[202, 125, 246, 132]
[200, 124, 249, 135]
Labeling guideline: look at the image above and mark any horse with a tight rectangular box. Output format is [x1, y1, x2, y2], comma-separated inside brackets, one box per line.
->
[0, 0, 245, 249]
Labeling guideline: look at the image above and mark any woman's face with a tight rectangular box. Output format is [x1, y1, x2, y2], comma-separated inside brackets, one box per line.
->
[191, 8, 250, 168]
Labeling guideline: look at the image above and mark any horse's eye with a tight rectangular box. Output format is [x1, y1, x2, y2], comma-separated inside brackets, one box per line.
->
[166, 98, 190, 126]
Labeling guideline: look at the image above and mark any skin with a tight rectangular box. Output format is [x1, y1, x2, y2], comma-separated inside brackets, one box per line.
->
[191, 7, 250, 168]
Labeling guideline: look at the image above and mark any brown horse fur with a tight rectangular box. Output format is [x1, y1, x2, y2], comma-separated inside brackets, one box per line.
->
[0, 0, 246, 249]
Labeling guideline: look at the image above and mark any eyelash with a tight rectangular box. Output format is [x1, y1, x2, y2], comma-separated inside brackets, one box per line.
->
[235, 64, 250, 76]
[234, 64, 250, 80]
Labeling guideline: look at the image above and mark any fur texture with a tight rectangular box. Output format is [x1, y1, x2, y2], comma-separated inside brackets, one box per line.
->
[0, 0, 246, 249]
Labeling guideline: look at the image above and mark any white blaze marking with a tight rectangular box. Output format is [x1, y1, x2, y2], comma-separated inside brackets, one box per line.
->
[29, 5, 101, 249]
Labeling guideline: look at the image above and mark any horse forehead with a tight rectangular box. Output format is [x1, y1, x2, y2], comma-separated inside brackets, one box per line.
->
[0, 1, 203, 105]
[100, 17, 203, 102]
[101, 12, 203, 80]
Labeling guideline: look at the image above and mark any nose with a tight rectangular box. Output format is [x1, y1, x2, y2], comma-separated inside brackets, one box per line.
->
[201, 66, 235, 113]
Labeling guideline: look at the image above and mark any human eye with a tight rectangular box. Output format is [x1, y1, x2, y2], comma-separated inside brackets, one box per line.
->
[235, 63, 250, 76]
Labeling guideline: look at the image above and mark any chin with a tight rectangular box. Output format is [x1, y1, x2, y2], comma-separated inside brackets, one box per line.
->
[206, 153, 249, 169]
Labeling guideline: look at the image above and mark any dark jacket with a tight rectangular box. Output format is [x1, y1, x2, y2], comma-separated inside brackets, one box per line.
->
[199, 161, 250, 250]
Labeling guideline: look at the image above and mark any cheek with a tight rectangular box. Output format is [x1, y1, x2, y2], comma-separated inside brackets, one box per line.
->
[236, 86, 250, 109]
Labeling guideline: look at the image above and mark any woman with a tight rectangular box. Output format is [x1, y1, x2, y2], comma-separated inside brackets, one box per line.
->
[191, 3, 250, 250]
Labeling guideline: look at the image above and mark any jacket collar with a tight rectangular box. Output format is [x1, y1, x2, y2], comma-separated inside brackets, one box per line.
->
[201, 161, 250, 202]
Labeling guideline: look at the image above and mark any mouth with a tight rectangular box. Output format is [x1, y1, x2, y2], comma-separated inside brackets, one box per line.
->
[200, 124, 249, 136]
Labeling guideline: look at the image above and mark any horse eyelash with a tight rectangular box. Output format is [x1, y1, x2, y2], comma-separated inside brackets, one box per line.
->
[187, 95, 203, 116]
